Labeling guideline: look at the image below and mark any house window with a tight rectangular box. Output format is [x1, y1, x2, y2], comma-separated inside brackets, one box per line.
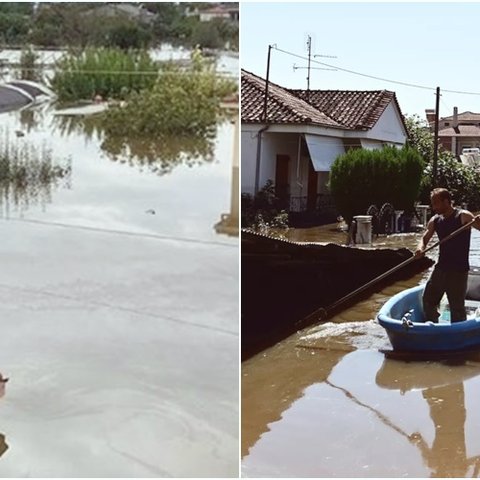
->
[445, 122, 450, 126]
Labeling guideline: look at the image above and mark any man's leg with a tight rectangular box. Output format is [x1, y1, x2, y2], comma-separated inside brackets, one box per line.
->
[423, 266, 446, 323]
[446, 271, 468, 322]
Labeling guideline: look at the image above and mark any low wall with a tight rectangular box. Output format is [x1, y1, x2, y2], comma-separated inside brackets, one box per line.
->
[242, 230, 433, 360]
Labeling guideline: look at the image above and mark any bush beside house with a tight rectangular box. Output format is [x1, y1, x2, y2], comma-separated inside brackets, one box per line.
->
[329, 146, 424, 223]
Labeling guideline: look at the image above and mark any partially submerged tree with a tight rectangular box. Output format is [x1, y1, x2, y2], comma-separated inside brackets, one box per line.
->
[101, 48, 237, 137]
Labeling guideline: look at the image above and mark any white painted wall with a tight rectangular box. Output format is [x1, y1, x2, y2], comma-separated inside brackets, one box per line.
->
[241, 99, 407, 197]
[365, 102, 407, 144]
[241, 128, 300, 194]
[241, 126, 260, 194]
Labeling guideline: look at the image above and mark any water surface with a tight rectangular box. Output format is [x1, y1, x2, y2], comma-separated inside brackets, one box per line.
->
[0, 52, 239, 477]
[242, 228, 480, 477]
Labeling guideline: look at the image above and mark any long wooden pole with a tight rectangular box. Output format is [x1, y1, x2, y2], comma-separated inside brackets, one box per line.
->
[433, 87, 440, 187]
[299, 217, 477, 327]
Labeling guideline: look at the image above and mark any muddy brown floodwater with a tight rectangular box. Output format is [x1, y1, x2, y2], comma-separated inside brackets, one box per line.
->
[242, 227, 480, 478]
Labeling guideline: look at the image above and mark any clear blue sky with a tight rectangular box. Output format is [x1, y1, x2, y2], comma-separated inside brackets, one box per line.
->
[241, 2, 480, 120]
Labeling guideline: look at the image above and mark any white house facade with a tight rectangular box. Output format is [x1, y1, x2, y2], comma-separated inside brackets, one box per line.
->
[241, 70, 408, 215]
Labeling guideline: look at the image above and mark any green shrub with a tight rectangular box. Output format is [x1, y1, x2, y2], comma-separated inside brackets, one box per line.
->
[101, 48, 237, 137]
[329, 146, 424, 222]
[50, 47, 159, 102]
[241, 180, 289, 232]
[420, 153, 480, 209]
[404, 114, 480, 210]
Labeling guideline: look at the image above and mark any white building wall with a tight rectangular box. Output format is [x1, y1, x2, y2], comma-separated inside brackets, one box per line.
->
[241, 127, 260, 194]
[241, 100, 407, 199]
[365, 102, 407, 145]
[241, 128, 301, 194]
[258, 133, 278, 189]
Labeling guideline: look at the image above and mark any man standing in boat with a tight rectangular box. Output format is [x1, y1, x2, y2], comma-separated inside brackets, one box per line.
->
[415, 188, 480, 323]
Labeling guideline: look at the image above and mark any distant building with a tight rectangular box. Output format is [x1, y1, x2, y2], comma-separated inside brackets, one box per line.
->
[84, 3, 156, 25]
[191, 4, 239, 22]
[426, 107, 480, 157]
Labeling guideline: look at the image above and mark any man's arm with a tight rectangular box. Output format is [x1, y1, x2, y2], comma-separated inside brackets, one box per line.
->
[461, 211, 480, 230]
[415, 217, 435, 257]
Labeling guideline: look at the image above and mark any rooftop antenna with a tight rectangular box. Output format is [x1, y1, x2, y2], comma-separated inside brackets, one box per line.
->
[293, 35, 337, 101]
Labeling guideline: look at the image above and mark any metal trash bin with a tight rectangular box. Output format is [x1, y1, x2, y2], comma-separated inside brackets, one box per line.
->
[353, 215, 372, 244]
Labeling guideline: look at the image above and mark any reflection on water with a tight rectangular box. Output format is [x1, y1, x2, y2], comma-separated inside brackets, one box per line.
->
[243, 349, 480, 477]
[215, 165, 238, 237]
[376, 356, 480, 477]
[52, 114, 218, 176]
[242, 229, 480, 477]
[18, 104, 47, 134]
[0, 129, 71, 217]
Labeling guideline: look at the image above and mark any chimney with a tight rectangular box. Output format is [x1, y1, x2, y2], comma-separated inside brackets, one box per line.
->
[425, 109, 435, 127]
[453, 106, 458, 128]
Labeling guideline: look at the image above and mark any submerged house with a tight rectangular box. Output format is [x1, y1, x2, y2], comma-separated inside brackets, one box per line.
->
[241, 69, 408, 220]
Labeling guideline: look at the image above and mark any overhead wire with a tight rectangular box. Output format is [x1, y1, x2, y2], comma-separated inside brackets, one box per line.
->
[272, 45, 480, 97]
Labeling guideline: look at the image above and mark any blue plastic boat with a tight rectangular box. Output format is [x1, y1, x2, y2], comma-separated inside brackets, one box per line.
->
[377, 283, 480, 352]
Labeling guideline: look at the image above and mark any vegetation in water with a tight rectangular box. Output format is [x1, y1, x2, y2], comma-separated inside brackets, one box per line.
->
[0, 129, 71, 214]
[49, 47, 159, 102]
[100, 48, 237, 137]
[17, 45, 41, 82]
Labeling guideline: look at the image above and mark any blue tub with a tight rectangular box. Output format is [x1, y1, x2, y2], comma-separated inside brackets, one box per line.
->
[377, 285, 480, 352]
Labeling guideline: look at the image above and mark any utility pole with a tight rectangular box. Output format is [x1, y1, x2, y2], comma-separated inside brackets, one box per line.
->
[262, 44, 273, 122]
[255, 45, 274, 195]
[433, 87, 440, 187]
[306, 35, 312, 101]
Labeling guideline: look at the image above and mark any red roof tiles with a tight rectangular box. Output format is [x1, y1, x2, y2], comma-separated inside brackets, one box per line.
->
[241, 70, 344, 128]
[290, 89, 398, 130]
[241, 69, 404, 131]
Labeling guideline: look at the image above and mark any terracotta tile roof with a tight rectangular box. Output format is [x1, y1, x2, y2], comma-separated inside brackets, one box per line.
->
[438, 125, 480, 137]
[289, 89, 400, 130]
[241, 70, 344, 128]
[441, 111, 480, 122]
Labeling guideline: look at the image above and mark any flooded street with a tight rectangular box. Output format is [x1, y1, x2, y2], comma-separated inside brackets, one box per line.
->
[0, 54, 239, 477]
[242, 228, 480, 477]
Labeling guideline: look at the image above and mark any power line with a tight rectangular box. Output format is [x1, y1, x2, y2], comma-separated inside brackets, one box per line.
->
[272, 45, 480, 97]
